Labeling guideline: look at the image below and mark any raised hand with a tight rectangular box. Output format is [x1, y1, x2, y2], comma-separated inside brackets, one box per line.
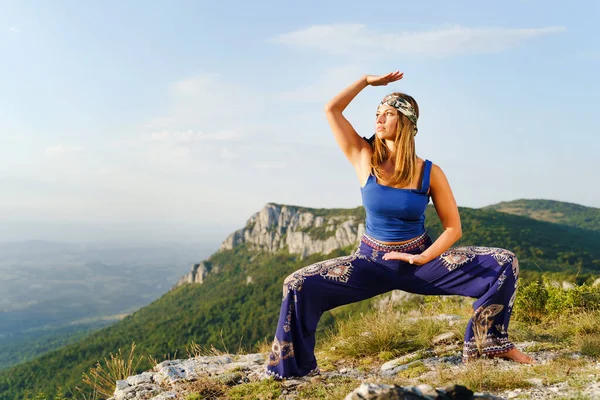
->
[366, 71, 404, 87]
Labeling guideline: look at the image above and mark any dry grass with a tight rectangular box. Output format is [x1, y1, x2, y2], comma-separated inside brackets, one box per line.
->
[81, 342, 144, 399]
[389, 353, 596, 395]
[180, 377, 229, 399]
[509, 310, 600, 351]
[186, 341, 229, 359]
[256, 336, 273, 356]
[318, 296, 469, 363]
[579, 334, 600, 358]
[294, 377, 361, 399]
[433, 359, 533, 393]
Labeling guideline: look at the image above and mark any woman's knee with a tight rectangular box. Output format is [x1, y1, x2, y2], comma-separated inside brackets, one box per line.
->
[510, 254, 519, 279]
[499, 249, 519, 279]
[282, 268, 320, 300]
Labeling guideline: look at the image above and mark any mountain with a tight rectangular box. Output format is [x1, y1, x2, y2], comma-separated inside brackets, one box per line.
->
[484, 199, 600, 232]
[1, 201, 599, 399]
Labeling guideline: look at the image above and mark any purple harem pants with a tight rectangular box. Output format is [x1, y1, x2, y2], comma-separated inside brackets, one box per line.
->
[266, 232, 520, 379]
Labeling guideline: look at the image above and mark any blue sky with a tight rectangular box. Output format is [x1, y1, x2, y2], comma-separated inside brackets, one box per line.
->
[1, 0, 598, 242]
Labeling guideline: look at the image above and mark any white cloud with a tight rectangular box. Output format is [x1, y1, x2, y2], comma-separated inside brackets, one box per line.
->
[276, 65, 366, 103]
[8, 27, 21, 33]
[126, 74, 291, 172]
[270, 24, 567, 56]
[45, 144, 83, 157]
[145, 74, 265, 131]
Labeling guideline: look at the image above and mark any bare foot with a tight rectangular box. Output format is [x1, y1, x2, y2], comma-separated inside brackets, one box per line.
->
[489, 347, 536, 364]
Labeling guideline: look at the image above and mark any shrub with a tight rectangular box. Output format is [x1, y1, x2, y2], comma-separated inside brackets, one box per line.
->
[514, 277, 600, 322]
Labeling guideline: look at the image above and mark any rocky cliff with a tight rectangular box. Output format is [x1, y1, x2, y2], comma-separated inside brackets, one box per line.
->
[218, 203, 365, 257]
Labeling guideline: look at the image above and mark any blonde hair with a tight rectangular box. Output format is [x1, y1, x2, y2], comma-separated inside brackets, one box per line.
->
[371, 92, 420, 188]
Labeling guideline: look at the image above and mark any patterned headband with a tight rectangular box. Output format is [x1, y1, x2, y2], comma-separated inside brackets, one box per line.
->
[379, 95, 418, 136]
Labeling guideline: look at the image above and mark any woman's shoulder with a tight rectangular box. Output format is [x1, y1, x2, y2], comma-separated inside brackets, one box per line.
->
[429, 162, 450, 189]
[418, 158, 440, 170]
[429, 161, 443, 173]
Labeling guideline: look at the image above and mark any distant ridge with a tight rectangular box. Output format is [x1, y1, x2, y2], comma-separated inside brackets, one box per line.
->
[483, 199, 600, 232]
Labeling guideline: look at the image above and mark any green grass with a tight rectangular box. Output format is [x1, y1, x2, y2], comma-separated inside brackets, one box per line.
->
[226, 379, 282, 399]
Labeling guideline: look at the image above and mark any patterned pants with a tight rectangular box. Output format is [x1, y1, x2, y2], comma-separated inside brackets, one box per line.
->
[265, 232, 520, 380]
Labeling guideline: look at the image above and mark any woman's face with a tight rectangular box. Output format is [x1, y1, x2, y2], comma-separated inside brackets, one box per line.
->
[375, 105, 399, 140]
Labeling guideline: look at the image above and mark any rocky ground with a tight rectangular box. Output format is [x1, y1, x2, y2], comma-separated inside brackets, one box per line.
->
[107, 341, 600, 400]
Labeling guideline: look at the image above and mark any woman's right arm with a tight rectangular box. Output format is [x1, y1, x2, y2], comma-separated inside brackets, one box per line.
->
[324, 75, 371, 167]
[324, 71, 403, 167]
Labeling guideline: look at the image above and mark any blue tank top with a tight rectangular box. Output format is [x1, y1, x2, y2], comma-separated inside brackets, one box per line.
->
[360, 160, 432, 242]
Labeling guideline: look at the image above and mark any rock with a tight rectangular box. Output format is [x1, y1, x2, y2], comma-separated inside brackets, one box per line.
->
[506, 388, 522, 399]
[433, 314, 462, 323]
[127, 371, 155, 385]
[593, 278, 600, 287]
[218, 204, 365, 259]
[436, 344, 461, 354]
[282, 379, 303, 388]
[377, 290, 424, 309]
[110, 352, 270, 399]
[344, 383, 479, 400]
[381, 351, 428, 373]
[525, 378, 543, 387]
[154, 355, 243, 385]
[583, 381, 600, 398]
[473, 394, 504, 400]
[562, 281, 575, 290]
[381, 360, 424, 377]
[443, 384, 474, 399]
[416, 384, 438, 397]
[246, 275, 253, 284]
[115, 380, 129, 390]
[344, 383, 423, 400]
[176, 261, 212, 287]
[405, 314, 462, 324]
[215, 372, 244, 385]
[113, 383, 162, 400]
[110, 350, 596, 400]
[432, 332, 458, 346]
[150, 392, 177, 400]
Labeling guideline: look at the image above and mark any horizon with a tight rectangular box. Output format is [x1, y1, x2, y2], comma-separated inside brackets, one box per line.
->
[0, 197, 596, 243]
[2, 0, 598, 243]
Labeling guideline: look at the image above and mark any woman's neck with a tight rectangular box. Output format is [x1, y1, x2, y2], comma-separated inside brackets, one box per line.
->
[383, 139, 396, 153]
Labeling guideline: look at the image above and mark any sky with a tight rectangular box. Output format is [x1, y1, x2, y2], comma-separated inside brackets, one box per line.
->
[1, 0, 598, 243]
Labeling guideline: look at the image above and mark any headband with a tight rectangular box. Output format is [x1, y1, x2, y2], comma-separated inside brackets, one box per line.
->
[379, 95, 418, 136]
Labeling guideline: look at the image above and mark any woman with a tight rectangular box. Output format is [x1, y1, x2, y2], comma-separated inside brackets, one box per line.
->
[265, 71, 534, 380]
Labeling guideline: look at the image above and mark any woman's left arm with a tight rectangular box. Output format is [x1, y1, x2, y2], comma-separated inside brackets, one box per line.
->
[416, 163, 462, 263]
[383, 163, 462, 265]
